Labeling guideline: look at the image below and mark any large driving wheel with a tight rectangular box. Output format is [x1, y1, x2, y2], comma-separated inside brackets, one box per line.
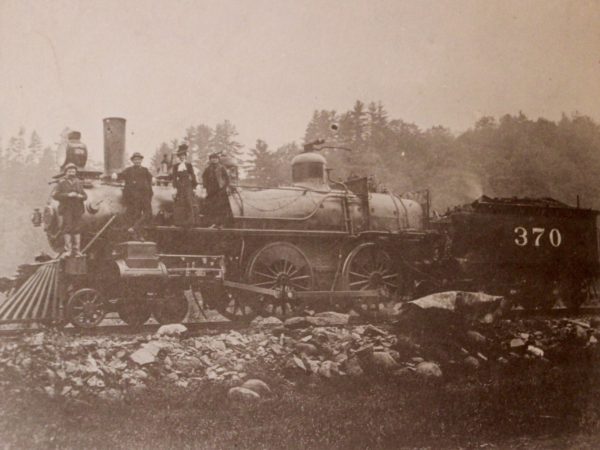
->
[117, 297, 151, 327]
[341, 242, 400, 317]
[152, 291, 189, 324]
[246, 242, 315, 318]
[66, 288, 106, 328]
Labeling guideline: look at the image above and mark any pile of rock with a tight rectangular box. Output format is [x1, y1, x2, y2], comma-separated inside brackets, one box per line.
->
[1, 292, 599, 402]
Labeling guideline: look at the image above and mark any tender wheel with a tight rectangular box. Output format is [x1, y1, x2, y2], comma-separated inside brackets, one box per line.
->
[560, 278, 592, 310]
[117, 297, 151, 327]
[341, 242, 400, 317]
[246, 242, 314, 318]
[515, 279, 556, 310]
[66, 288, 106, 328]
[152, 291, 189, 324]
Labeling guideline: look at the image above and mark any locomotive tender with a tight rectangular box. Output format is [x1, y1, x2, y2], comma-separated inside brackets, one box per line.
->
[2, 117, 598, 328]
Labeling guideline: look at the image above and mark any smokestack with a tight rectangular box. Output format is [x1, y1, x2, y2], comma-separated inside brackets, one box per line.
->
[103, 117, 126, 176]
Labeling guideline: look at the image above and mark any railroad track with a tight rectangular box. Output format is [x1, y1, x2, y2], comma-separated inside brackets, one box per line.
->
[1, 306, 599, 339]
[0, 320, 248, 339]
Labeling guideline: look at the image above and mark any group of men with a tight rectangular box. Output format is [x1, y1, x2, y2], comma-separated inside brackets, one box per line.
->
[53, 145, 232, 257]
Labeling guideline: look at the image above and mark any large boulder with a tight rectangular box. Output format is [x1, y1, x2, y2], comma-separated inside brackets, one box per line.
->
[251, 316, 283, 327]
[228, 387, 260, 401]
[306, 312, 350, 327]
[241, 379, 271, 396]
[156, 324, 187, 337]
[415, 361, 443, 378]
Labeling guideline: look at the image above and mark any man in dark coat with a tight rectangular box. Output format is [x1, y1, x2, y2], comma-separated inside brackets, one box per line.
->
[202, 152, 232, 227]
[120, 152, 153, 238]
[52, 163, 87, 257]
[172, 144, 198, 226]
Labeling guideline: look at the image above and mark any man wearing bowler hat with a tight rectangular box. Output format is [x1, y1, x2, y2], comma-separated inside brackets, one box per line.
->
[53, 163, 87, 257]
[172, 144, 198, 226]
[120, 152, 153, 238]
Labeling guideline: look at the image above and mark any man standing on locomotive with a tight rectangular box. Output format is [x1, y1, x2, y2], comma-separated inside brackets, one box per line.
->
[172, 144, 198, 226]
[52, 163, 87, 257]
[120, 152, 153, 239]
[202, 152, 232, 228]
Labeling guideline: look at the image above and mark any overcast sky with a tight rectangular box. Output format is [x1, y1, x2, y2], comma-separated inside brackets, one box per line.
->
[1, 0, 599, 160]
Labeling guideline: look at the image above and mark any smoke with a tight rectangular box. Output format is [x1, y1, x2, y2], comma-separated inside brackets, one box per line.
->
[429, 169, 485, 212]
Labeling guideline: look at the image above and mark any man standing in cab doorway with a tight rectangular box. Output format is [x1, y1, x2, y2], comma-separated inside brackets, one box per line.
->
[52, 163, 87, 257]
[202, 152, 232, 228]
[120, 152, 153, 239]
[172, 144, 198, 226]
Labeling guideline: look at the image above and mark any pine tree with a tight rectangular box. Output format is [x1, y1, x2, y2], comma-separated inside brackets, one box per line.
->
[246, 139, 278, 186]
[6, 127, 26, 166]
[185, 124, 212, 170]
[26, 131, 43, 164]
[209, 120, 243, 164]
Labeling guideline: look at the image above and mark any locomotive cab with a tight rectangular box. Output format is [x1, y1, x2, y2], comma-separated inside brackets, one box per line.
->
[291, 152, 330, 191]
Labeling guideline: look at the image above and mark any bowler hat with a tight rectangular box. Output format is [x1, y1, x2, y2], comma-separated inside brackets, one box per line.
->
[177, 144, 189, 155]
[130, 152, 144, 161]
[63, 163, 78, 172]
[209, 152, 220, 159]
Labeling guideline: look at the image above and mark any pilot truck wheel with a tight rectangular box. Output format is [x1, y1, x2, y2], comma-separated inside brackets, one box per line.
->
[117, 296, 151, 327]
[152, 291, 189, 324]
[66, 288, 106, 328]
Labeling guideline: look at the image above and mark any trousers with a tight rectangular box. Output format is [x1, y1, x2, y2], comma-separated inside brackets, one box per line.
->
[61, 209, 83, 234]
[126, 197, 153, 232]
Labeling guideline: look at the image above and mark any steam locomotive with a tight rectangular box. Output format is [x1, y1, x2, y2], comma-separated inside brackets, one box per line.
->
[2, 117, 598, 328]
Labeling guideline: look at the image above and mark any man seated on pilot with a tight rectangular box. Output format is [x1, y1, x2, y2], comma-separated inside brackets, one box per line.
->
[120, 152, 153, 239]
[172, 144, 198, 226]
[52, 163, 87, 257]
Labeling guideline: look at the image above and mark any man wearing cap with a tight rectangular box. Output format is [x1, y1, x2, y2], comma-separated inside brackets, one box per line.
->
[120, 152, 153, 238]
[202, 152, 231, 227]
[52, 163, 87, 257]
[172, 144, 198, 226]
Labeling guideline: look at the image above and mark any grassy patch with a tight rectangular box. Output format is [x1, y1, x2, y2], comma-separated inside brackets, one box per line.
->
[2, 361, 600, 449]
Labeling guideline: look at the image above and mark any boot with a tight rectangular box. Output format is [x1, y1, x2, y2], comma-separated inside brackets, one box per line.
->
[73, 234, 83, 257]
[63, 234, 72, 258]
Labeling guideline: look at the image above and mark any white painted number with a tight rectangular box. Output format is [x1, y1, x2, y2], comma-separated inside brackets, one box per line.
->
[513, 226, 562, 248]
[549, 228, 562, 247]
[514, 226, 528, 246]
[532, 227, 545, 246]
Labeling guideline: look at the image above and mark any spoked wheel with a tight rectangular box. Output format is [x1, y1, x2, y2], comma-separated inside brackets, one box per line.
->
[341, 243, 401, 317]
[206, 286, 260, 322]
[152, 291, 189, 324]
[559, 278, 592, 310]
[66, 288, 106, 328]
[516, 279, 556, 310]
[117, 296, 151, 327]
[246, 242, 314, 318]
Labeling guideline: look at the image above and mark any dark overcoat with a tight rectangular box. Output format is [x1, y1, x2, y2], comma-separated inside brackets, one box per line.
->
[121, 166, 153, 206]
[52, 178, 87, 215]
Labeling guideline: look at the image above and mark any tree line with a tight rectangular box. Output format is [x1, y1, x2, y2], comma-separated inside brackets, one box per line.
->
[2, 104, 600, 213]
